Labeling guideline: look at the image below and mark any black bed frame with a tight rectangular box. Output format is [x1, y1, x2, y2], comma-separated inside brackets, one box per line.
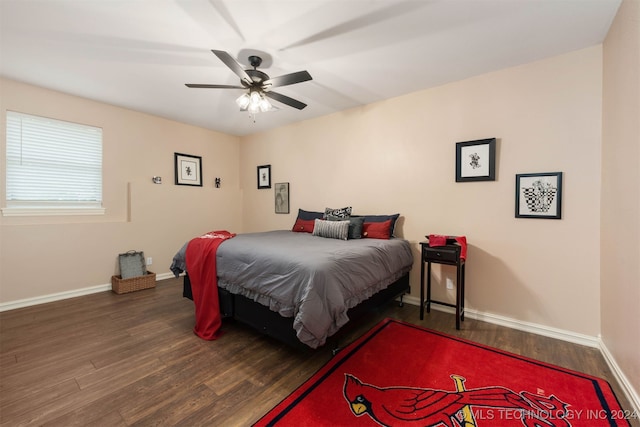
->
[183, 273, 410, 350]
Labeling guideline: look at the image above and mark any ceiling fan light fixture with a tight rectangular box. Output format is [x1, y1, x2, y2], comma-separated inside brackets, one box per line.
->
[259, 96, 272, 112]
[238, 89, 273, 114]
[235, 93, 251, 109]
[250, 90, 262, 105]
[248, 101, 260, 114]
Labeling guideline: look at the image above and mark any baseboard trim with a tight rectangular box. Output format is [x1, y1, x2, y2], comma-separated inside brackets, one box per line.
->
[401, 295, 639, 414]
[401, 295, 599, 347]
[0, 271, 176, 312]
[599, 339, 640, 415]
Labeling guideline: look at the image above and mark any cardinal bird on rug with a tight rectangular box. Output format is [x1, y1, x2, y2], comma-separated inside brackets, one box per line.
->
[343, 374, 568, 427]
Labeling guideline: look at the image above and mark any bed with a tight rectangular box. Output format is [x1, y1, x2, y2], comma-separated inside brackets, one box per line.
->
[171, 214, 413, 350]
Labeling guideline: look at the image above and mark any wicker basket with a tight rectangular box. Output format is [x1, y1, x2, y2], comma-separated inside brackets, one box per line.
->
[111, 271, 156, 294]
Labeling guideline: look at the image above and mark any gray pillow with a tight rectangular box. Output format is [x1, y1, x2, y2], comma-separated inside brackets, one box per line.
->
[326, 214, 364, 239]
[346, 216, 365, 239]
[312, 219, 349, 240]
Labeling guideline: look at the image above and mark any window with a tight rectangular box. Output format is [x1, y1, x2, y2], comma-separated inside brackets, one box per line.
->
[3, 111, 104, 216]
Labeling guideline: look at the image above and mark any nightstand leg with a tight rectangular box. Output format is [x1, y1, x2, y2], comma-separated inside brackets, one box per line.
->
[426, 262, 432, 313]
[420, 253, 425, 320]
[461, 263, 466, 321]
[455, 264, 461, 330]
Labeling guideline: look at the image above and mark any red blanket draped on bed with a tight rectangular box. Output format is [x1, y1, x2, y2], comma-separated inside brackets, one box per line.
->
[185, 230, 236, 340]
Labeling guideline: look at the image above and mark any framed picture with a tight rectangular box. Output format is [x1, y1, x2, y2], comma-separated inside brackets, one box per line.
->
[257, 164, 271, 189]
[275, 182, 290, 214]
[515, 172, 562, 219]
[174, 152, 202, 186]
[456, 138, 496, 182]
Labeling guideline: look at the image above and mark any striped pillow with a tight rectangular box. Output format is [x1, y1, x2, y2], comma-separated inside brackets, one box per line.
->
[312, 219, 349, 240]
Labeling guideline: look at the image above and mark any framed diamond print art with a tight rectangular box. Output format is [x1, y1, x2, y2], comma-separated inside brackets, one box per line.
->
[515, 172, 562, 219]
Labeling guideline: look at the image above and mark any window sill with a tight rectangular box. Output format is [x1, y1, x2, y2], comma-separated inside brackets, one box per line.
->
[1, 207, 106, 217]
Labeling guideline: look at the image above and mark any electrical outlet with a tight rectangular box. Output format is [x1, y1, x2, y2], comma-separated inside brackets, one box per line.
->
[446, 278, 454, 290]
[146, 257, 152, 266]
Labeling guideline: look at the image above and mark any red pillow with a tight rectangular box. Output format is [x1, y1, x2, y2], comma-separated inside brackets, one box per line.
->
[292, 218, 315, 233]
[362, 219, 392, 239]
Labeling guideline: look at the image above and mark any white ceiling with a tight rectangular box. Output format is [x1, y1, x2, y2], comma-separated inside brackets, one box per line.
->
[0, 0, 621, 137]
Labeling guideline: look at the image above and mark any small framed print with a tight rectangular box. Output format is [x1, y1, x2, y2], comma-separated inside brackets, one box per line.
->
[274, 182, 289, 214]
[516, 172, 563, 219]
[456, 138, 496, 182]
[257, 164, 271, 189]
[174, 153, 202, 186]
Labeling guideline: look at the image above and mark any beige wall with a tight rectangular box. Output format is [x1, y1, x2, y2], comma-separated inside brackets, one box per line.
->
[602, 0, 640, 405]
[0, 78, 242, 303]
[0, 12, 636, 404]
[0, 46, 610, 340]
[242, 46, 604, 337]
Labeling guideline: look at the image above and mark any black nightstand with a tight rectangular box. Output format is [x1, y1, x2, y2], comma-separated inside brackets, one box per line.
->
[420, 240, 466, 329]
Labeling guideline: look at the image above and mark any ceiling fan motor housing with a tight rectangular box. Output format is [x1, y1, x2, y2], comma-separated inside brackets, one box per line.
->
[248, 55, 263, 68]
[244, 69, 269, 86]
[243, 56, 269, 87]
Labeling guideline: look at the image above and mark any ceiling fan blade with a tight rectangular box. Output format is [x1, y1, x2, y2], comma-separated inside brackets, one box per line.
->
[263, 71, 312, 89]
[211, 50, 252, 85]
[264, 91, 307, 110]
[185, 84, 244, 89]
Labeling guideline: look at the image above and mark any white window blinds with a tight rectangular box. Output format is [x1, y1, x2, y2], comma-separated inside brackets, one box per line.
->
[5, 111, 103, 215]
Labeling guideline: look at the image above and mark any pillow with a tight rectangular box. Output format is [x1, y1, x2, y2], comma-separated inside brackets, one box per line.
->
[327, 214, 365, 239]
[323, 206, 352, 219]
[347, 216, 366, 239]
[292, 218, 315, 233]
[362, 219, 392, 239]
[353, 213, 400, 236]
[312, 219, 349, 240]
[297, 209, 324, 221]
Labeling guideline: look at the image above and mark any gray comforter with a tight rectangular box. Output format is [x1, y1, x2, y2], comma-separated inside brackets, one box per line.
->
[171, 230, 413, 348]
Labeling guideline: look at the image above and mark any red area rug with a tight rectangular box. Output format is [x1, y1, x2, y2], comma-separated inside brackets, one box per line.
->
[254, 318, 631, 426]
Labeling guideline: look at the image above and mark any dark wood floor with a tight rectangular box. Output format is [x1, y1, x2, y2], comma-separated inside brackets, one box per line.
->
[1, 278, 636, 426]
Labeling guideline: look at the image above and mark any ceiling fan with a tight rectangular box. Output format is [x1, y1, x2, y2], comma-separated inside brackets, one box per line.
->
[186, 50, 312, 112]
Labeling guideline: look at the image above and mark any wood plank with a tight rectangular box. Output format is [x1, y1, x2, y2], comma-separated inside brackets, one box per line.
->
[0, 277, 636, 426]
